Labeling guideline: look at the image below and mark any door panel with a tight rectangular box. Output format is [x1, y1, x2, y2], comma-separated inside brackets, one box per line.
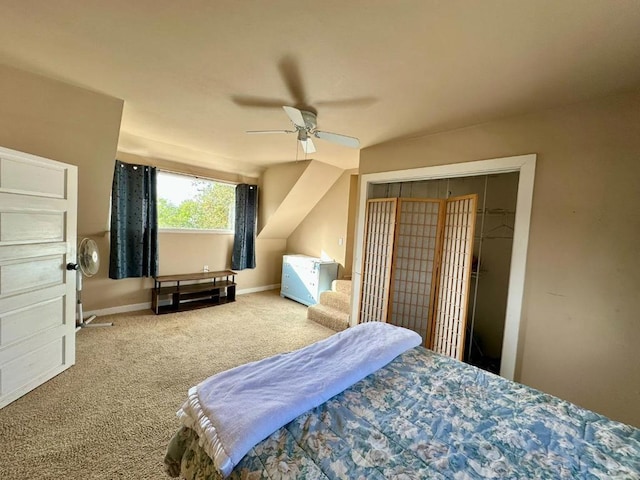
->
[0, 146, 77, 409]
[358, 199, 397, 324]
[387, 199, 444, 345]
[1, 337, 65, 396]
[1, 255, 65, 296]
[0, 155, 66, 197]
[358, 194, 477, 361]
[430, 194, 478, 360]
[1, 297, 64, 347]
[0, 211, 65, 243]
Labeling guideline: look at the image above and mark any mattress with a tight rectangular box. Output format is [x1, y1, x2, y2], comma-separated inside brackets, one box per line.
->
[164, 347, 640, 479]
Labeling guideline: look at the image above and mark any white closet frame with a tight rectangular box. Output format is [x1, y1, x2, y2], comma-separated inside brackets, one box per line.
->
[351, 154, 536, 381]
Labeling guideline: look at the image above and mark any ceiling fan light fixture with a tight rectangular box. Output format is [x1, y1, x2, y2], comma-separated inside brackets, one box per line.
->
[247, 105, 359, 154]
[299, 134, 316, 154]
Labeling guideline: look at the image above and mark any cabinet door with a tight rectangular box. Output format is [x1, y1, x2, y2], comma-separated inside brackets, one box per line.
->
[281, 261, 293, 289]
[280, 261, 294, 296]
[299, 262, 319, 299]
[281, 258, 315, 305]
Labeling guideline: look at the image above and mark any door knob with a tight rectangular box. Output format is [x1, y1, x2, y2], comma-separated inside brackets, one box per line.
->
[66, 263, 79, 271]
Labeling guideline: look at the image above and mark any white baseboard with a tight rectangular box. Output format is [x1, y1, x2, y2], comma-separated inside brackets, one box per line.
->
[84, 284, 281, 317]
[236, 283, 280, 295]
[84, 302, 153, 317]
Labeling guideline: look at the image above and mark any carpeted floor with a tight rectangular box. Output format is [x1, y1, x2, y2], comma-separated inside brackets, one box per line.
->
[0, 290, 334, 479]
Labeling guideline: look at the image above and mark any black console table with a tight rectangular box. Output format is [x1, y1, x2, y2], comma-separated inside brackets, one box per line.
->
[152, 270, 237, 314]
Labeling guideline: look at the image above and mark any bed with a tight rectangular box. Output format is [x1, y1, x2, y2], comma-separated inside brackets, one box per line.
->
[164, 324, 640, 479]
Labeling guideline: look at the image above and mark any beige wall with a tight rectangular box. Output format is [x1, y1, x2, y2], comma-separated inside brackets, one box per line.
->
[344, 174, 359, 279]
[286, 169, 356, 278]
[95, 149, 345, 312]
[0, 69, 285, 312]
[0, 64, 123, 236]
[86, 159, 349, 306]
[359, 89, 640, 427]
[82, 233, 286, 311]
[258, 161, 309, 232]
[258, 160, 343, 240]
[0, 64, 125, 310]
[83, 152, 283, 311]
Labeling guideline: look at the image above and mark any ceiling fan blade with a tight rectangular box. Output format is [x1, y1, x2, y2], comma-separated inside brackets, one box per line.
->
[314, 130, 361, 149]
[278, 55, 307, 106]
[232, 95, 290, 109]
[283, 106, 306, 128]
[300, 137, 316, 154]
[246, 129, 294, 134]
[315, 96, 378, 108]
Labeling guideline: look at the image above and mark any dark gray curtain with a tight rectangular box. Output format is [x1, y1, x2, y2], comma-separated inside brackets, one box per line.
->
[109, 160, 158, 279]
[231, 184, 258, 270]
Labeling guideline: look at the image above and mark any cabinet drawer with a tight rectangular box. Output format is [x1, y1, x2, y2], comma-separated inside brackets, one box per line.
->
[280, 280, 313, 304]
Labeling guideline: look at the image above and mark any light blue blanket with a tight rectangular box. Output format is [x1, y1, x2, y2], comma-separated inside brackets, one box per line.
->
[176, 322, 421, 477]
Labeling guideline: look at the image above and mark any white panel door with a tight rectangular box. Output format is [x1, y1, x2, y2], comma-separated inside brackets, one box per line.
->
[0, 146, 77, 409]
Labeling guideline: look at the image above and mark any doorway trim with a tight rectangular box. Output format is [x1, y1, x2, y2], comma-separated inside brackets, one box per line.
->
[351, 154, 536, 381]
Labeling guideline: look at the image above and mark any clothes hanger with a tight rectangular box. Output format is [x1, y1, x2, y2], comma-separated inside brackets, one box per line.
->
[483, 213, 514, 239]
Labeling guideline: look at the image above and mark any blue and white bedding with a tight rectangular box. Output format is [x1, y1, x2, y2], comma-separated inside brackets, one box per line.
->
[174, 322, 421, 476]
[165, 335, 640, 479]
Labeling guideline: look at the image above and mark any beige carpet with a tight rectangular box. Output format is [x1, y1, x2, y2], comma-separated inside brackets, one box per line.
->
[0, 290, 334, 479]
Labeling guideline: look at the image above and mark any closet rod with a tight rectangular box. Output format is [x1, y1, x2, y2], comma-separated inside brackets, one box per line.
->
[476, 208, 516, 215]
[474, 235, 514, 240]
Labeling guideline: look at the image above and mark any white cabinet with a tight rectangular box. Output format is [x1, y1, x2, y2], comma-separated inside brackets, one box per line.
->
[281, 255, 338, 306]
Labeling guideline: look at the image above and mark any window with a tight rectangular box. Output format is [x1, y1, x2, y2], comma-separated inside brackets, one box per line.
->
[156, 171, 236, 232]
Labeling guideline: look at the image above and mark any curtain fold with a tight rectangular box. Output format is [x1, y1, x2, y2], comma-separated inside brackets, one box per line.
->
[231, 184, 258, 270]
[109, 160, 158, 279]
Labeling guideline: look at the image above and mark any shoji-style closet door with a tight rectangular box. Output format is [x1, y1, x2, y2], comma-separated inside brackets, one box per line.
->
[359, 199, 397, 323]
[430, 194, 478, 360]
[387, 199, 444, 345]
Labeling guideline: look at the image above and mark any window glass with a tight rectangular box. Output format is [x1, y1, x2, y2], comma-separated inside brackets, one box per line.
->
[157, 171, 235, 231]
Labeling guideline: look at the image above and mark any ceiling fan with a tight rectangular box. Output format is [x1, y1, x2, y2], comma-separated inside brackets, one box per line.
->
[246, 106, 360, 154]
[235, 55, 373, 154]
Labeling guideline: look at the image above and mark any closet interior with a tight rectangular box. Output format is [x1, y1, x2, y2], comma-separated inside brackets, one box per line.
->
[361, 172, 519, 373]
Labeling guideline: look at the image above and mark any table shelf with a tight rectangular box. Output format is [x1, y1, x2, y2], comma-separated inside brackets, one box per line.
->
[152, 270, 237, 314]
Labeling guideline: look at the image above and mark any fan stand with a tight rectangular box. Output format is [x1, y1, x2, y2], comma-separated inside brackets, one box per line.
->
[76, 272, 113, 330]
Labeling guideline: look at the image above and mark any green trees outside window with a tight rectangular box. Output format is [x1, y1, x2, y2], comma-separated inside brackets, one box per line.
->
[157, 172, 235, 231]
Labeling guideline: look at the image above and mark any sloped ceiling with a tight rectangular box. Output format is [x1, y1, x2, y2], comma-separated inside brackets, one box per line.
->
[258, 160, 343, 239]
[0, 1, 639, 177]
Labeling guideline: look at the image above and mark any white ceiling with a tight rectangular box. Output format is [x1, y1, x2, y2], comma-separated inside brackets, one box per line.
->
[1, 1, 639, 177]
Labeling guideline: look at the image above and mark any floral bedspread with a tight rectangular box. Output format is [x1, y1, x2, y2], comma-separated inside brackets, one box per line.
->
[165, 347, 640, 479]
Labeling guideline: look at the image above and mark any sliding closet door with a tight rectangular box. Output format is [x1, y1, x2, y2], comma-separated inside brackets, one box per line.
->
[358, 199, 397, 323]
[430, 194, 478, 360]
[387, 199, 444, 345]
